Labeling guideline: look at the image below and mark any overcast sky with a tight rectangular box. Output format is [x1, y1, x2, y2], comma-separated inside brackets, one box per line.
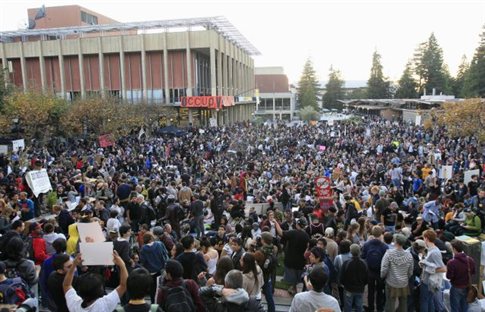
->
[1, 0, 484, 84]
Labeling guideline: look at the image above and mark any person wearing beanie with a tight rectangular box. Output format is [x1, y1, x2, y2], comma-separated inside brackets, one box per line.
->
[341, 244, 368, 312]
[156, 259, 205, 312]
[380, 234, 414, 312]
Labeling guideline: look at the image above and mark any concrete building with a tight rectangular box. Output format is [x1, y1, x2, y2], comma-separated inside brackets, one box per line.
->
[0, 6, 259, 126]
[255, 67, 296, 120]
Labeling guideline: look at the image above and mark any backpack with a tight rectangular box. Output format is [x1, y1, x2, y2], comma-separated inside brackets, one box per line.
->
[116, 304, 159, 312]
[0, 277, 32, 306]
[366, 246, 385, 272]
[4, 260, 27, 280]
[261, 251, 277, 283]
[24, 237, 35, 262]
[176, 205, 186, 220]
[162, 281, 196, 312]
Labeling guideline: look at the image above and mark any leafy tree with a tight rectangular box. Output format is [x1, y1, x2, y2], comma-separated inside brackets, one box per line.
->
[439, 98, 485, 143]
[413, 33, 450, 95]
[366, 51, 391, 98]
[299, 106, 319, 121]
[322, 66, 344, 111]
[0, 91, 67, 139]
[297, 58, 320, 110]
[463, 25, 485, 97]
[452, 55, 469, 97]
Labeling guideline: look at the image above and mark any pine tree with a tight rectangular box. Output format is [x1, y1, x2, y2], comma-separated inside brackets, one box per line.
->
[366, 51, 390, 98]
[463, 24, 485, 97]
[297, 58, 320, 110]
[452, 55, 469, 97]
[395, 62, 418, 98]
[322, 66, 344, 111]
[413, 33, 450, 95]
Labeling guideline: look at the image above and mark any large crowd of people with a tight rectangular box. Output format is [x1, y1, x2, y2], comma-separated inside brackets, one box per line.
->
[0, 115, 484, 312]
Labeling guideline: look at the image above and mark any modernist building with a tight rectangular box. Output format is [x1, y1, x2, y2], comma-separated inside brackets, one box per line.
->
[0, 5, 259, 126]
[255, 67, 296, 120]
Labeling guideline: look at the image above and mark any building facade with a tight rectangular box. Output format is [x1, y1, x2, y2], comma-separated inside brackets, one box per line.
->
[0, 7, 258, 126]
[255, 67, 296, 120]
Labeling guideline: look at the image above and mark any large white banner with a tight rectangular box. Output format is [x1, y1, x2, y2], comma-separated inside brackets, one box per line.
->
[25, 169, 52, 197]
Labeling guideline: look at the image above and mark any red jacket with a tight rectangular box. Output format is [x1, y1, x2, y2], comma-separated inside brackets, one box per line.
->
[156, 278, 206, 312]
[31, 234, 48, 265]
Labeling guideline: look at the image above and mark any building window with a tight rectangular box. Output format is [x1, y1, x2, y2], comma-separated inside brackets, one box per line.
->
[282, 98, 291, 110]
[81, 11, 98, 25]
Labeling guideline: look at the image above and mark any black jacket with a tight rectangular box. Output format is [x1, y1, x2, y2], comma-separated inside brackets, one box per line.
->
[341, 256, 368, 293]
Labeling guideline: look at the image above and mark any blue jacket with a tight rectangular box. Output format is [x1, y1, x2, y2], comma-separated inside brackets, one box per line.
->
[140, 241, 168, 274]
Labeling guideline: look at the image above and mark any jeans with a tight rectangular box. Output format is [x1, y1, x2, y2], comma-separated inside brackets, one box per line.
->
[419, 283, 435, 312]
[449, 286, 467, 312]
[384, 225, 396, 234]
[368, 272, 385, 311]
[194, 215, 205, 238]
[344, 290, 363, 312]
[262, 279, 275, 312]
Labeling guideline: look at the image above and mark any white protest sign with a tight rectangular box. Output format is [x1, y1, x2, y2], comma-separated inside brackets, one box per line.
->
[439, 165, 453, 180]
[77, 222, 106, 243]
[209, 118, 217, 127]
[0, 145, 8, 155]
[328, 119, 334, 126]
[415, 115, 422, 126]
[80, 242, 113, 266]
[11, 139, 25, 152]
[464, 169, 480, 185]
[25, 169, 52, 197]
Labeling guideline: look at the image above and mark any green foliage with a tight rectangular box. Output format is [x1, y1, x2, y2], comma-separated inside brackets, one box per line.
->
[298, 106, 319, 121]
[344, 87, 367, 99]
[413, 33, 451, 95]
[297, 58, 320, 110]
[0, 69, 13, 112]
[462, 25, 485, 97]
[396, 62, 419, 99]
[451, 55, 469, 97]
[366, 51, 391, 98]
[323, 66, 344, 111]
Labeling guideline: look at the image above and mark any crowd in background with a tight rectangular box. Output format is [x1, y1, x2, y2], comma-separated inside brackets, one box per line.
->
[0, 115, 484, 312]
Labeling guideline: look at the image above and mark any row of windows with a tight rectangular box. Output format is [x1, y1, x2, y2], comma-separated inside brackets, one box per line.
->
[259, 97, 291, 110]
[81, 11, 98, 25]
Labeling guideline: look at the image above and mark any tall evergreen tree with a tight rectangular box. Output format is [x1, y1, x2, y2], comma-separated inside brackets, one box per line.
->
[413, 33, 450, 95]
[452, 55, 469, 97]
[322, 66, 344, 111]
[366, 51, 390, 98]
[463, 24, 485, 97]
[297, 58, 320, 110]
[395, 62, 418, 98]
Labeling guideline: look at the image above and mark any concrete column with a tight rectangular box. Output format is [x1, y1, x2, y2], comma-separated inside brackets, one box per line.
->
[119, 36, 126, 100]
[210, 47, 216, 96]
[222, 53, 228, 95]
[273, 95, 276, 120]
[1, 44, 8, 89]
[141, 34, 148, 100]
[97, 37, 105, 98]
[163, 30, 170, 104]
[58, 40, 65, 98]
[38, 41, 46, 92]
[188, 110, 193, 126]
[19, 42, 27, 92]
[78, 38, 85, 99]
[217, 49, 222, 95]
[228, 55, 233, 95]
[185, 30, 192, 96]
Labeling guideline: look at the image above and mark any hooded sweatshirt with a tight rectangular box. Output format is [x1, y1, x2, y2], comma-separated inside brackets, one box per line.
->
[380, 247, 413, 288]
[446, 252, 476, 288]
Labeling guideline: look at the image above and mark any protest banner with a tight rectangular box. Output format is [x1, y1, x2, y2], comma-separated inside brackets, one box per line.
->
[77, 222, 106, 243]
[25, 169, 52, 197]
[99, 134, 115, 148]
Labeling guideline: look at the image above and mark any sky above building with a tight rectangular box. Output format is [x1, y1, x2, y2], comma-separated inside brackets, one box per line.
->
[1, 0, 484, 84]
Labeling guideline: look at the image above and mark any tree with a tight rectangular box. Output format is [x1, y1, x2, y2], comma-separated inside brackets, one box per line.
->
[439, 98, 485, 143]
[0, 68, 13, 111]
[463, 24, 485, 97]
[0, 91, 67, 139]
[299, 106, 319, 122]
[297, 58, 320, 110]
[452, 55, 469, 97]
[322, 66, 344, 111]
[366, 51, 391, 98]
[413, 33, 450, 95]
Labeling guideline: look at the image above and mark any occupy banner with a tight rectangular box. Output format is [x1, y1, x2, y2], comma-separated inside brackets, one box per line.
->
[25, 169, 53, 197]
[99, 134, 115, 148]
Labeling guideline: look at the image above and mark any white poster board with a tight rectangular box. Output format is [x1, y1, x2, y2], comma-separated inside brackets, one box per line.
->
[209, 118, 217, 127]
[0, 145, 8, 155]
[11, 139, 25, 152]
[77, 222, 106, 243]
[439, 166, 453, 180]
[328, 119, 334, 126]
[25, 169, 52, 197]
[80, 242, 113, 266]
[464, 169, 480, 185]
[415, 115, 422, 126]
